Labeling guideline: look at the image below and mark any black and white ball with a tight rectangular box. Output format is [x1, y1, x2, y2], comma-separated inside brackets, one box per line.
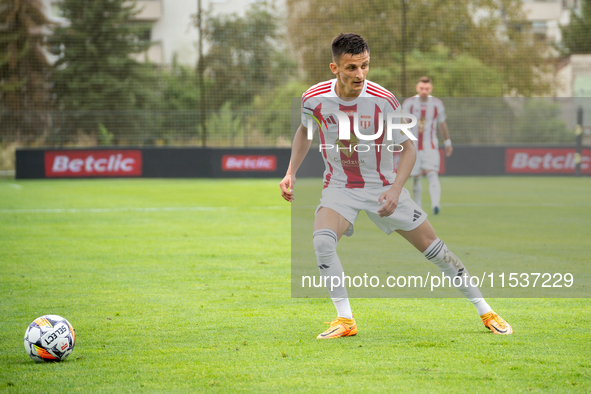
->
[24, 315, 75, 362]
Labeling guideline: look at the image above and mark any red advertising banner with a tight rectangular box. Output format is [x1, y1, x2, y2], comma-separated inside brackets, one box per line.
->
[222, 155, 277, 171]
[505, 148, 591, 174]
[45, 150, 143, 178]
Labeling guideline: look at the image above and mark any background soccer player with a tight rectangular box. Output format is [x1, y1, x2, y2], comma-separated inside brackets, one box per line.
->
[280, 33, 512, 338]
[402, 77, 452, 214]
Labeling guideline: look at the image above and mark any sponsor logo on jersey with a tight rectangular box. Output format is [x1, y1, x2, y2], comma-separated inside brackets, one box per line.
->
[333, 157, 366, 166]
[45, 150, 142, 178]
[335, 134, 360, 158]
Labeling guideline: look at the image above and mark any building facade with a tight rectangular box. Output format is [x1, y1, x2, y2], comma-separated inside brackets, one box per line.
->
[40, 0, 282, 66]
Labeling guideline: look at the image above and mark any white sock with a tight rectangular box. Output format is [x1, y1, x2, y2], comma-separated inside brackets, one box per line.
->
[333, 298, 353, 319]
[412, 176, 422, 207]
[469, 298, 493, 316]
[426, 171, 441, 209]
[423, 238, 491, 315]
[313, 229, 352, 319]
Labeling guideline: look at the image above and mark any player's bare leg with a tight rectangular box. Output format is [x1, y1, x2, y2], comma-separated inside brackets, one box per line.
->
[313, 207, 357, 339]
[396, 220, 513, 334]
[313, 207, 351, 236]
[425, 170, 441, 214]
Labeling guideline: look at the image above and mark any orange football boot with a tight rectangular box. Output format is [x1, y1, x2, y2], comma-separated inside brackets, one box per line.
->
[481, 311, 513, 335]
[317, 317, 357, 339]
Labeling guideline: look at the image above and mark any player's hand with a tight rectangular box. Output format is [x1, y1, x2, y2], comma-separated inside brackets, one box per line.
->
[377, 186, 401, 217]
[445, 145, 453, 157]
[279, 174, 296, 202]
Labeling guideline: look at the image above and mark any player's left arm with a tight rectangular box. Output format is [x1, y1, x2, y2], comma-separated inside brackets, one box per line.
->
[377, 139, 416, 218]
[439, 121, 452, 157]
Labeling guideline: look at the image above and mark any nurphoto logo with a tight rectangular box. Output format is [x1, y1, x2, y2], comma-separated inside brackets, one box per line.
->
[303, 108, 418, 153]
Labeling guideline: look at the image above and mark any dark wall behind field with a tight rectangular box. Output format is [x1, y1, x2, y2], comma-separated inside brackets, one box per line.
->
[16, 145, 590, 179]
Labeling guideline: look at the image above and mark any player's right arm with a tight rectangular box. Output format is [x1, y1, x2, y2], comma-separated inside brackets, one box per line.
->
[439, 121, 453, 157]
[279, 124, 313, 202]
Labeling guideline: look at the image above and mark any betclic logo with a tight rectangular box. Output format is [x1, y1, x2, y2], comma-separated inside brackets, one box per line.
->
[505, 148, 590, 174]
[44, 150, 143, 177]
[221, 155, 277, 171]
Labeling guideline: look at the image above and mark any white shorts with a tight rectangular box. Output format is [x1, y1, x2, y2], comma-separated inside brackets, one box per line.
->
[411, 149, 440, 176]
[315, 186, 428, 235]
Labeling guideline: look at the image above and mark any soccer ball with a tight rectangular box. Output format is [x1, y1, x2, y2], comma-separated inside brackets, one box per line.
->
[24, 315, 75, 362]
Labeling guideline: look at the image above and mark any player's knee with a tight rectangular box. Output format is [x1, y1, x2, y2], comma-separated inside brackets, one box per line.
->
[313, 229, 338, 258]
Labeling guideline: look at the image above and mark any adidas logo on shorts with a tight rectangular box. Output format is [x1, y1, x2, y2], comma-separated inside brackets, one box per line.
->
[413, 210, 422, 222]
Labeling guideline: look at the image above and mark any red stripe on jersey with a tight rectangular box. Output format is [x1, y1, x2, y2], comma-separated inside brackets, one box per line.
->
[302, 83, 332, 102]
[366, 87, 399, 111]
[313, 103, 333, 186]
[302, 88, 332, 105]
[431, 106, 438, 149]
[303, 82, 331, 97]
[418, 107, 426, 151]
[367, 82, 396, 99]
[373, 104, 390, 186]
[339, 104, 364, 189]
[366, 86, 397, 105]
[367, 83, 400, 108]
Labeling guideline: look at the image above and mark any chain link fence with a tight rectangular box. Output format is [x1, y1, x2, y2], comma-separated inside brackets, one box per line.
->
[1, 0, 590, 171]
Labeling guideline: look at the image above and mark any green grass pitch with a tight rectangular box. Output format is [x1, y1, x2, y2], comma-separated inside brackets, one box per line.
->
[0, 177, 590, 392]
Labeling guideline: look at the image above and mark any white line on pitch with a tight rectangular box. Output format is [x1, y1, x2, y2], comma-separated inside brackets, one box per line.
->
[0, 206, 288, 214]
[291, 202, 591, 209]
[443, 202, 591, 207]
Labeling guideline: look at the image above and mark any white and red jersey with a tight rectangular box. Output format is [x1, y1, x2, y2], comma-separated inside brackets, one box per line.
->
[402, 95, 446, 151]
[301, 79, 408, 189]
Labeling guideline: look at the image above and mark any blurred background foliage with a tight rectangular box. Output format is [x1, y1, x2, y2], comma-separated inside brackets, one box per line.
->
[0, 0, 588, 159]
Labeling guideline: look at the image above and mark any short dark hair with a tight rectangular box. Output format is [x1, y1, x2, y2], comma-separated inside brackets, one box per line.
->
[331, 33, 370, 63]
[417, 76, 432, 84]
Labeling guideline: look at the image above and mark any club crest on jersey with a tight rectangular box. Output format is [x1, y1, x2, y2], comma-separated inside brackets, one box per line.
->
[360, 115, 372, 130]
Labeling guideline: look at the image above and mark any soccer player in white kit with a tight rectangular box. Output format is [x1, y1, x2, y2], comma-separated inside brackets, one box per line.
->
[402, 77, 452, 214]
[279, 33, 512, 338]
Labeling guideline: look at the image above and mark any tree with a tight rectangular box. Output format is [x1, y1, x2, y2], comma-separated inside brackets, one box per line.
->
[194, 2, 298, 145]
[561, 0, 591, 54]
[201, 2, 297, 113]
[370, 47, 505, 97]
[50, 0, 157, 140]
[248, 79, 309, 141]
[512, 99, 571, 143]
[157, 56, 202, 141]
[0, 0, 53, 140]
[287, 0, 551, 96]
